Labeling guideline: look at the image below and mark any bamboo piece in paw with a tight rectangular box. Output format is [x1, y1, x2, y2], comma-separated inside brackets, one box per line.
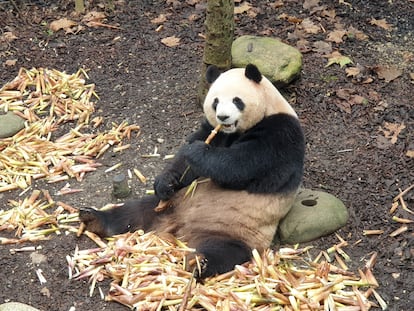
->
[155, 124, 222, 212]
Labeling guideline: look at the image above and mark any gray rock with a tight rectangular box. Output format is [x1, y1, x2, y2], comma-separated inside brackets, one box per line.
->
[0, 302, 40, 311]
[278, 189, 349, 244]
[0, 111, 26, 138]
[232, 35, 302, 86]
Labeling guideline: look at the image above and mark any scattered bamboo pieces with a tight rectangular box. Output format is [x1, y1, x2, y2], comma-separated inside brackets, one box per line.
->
[133, 168, 147, 184]
[363, 229, 384, 236]
[69, 232, 386, 310]
[154, 124, 222, 212]
[388, 184, 413, 237]
[0, 67, 140, 192]
[0, 189, 79, 244]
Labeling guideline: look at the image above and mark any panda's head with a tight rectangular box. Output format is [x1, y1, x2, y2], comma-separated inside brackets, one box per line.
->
[203, 64, 297, 134]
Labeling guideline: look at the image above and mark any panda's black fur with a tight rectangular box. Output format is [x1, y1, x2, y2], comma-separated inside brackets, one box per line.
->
[79, 64, 305, 278]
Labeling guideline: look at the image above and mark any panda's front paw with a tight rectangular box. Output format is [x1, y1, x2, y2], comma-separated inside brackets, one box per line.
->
[154, 171, 180, 201]
[181, 141, 210, 164]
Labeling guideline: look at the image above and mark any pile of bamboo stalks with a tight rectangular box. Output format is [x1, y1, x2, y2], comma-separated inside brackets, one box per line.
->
[0, 67, 140, 192]
[69, 231, 387, 311]
[0, 189, 79, 244]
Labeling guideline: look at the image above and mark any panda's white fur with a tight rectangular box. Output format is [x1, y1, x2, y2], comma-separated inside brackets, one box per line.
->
[203, 67, 297, 134]
[79, 64, 305, 278]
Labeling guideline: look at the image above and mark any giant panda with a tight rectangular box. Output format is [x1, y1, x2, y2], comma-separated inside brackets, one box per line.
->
[79, 64, 305, 278]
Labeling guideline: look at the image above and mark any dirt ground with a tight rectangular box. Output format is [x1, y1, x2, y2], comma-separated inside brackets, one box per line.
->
[0, 0, 413, 310]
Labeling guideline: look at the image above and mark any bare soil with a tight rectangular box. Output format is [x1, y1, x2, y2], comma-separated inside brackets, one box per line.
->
[0, 1, 413, 310]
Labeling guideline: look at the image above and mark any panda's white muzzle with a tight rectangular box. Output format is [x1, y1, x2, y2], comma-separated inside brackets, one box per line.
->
[215, 103, 241, 133]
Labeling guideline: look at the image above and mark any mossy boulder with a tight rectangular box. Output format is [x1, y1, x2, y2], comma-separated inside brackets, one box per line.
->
[277, 189, 349, 244]
[232, 35, 302, 86]
[0, 302, 40, 311]
[0, 111, 25, 138]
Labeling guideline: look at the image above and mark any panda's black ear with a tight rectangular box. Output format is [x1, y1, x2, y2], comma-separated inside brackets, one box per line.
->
[206, 65, 221, 84]
[245, 64, 262, 83]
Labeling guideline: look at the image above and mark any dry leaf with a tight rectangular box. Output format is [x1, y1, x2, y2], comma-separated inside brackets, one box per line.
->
[279, 13, 303, 24]
[370, 18, 392, 30]
[82, 11, 106, 23]
[270, 0, 284, 9]
[151, 14, 168, 24]
[409, 72, 414, 80]
[350, 94, 366, 105]
[166, 0, 180, 7]
[336, 88, 354, 100]
[0, 31, 18, 43]
[326, 51, 353, 68]
[310, 5, 327, 15]
[49, 18, 78, 32]
[187, 0, 202, 5]
[161, 36, 180, 47]
[326, 30, 347, 43]
[374, 66, 402, 83]
[247, 6, 258, 18]
[188, 13, 201, 22]
[303, 0, 326, 14]
[312, 40, 332, 54]
[376, 135, 393, 150]
[296, 39, 312, 53]
[303, 0, 319, 10]
[320, 9, 336, 20]
[402, 51, 414, 62]
[234, 1, 252, 14]
[345, 66, 360, 77]
[334, 101, 352, 114]
[379, 122, 406, 144]
[287, 28, 306, 41]
[406, 150, 414, 158]
[301, 18, 320, 34]
[362, 77, 374, 84]
[373, 100, 388, 112]
[347, 26, 368, 40]
[334, 89, 366, 113]
[368, 91, 381, 102]
[5, 59, 17, 67]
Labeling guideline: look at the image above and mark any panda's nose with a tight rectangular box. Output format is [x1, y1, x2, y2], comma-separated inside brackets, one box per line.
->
[217, 114, 229, 122]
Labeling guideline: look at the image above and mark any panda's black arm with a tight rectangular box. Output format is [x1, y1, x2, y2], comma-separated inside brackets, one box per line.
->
[182, 115, 305, 194]
[153, 122, 213, 200]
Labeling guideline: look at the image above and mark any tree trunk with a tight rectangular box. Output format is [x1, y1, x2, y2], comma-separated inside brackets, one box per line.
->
[74, 0, 85, 13]
[197, 0, 234, 106]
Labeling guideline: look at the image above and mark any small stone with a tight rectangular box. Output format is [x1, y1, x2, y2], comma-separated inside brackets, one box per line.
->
[232, 35, 302, 86]
[30, 252, 47, 265]
[0, 111, 26, 138]
[0, 302, 40, 311]
[277, 189, 349, 244]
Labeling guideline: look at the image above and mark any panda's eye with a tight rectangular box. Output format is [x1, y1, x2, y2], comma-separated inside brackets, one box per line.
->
[233, 97, 245, 111]
[212, 98, 219, 111]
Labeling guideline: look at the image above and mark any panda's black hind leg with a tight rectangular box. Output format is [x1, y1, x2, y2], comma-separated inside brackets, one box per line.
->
[193, 237, 252, 278]
[79, 196, 160, 237]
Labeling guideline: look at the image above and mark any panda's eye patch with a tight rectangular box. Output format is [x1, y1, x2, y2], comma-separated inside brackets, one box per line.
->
[212, 98, 219, 111]
[233, 97, 245, 111]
